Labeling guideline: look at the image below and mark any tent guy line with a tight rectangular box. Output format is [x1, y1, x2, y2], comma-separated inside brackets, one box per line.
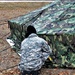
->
[0, 32, 10, 39]
[0, 47, 10, 53]
[0, 64, 18, 73]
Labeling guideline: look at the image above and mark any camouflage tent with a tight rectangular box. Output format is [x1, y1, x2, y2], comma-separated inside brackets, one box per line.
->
[7, 0, 75, 68]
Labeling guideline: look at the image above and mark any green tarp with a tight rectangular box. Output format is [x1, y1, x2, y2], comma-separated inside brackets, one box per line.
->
[7, 0, 75, 68]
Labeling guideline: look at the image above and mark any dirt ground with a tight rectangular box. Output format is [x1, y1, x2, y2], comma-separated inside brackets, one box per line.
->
[0, 2, 75, 75]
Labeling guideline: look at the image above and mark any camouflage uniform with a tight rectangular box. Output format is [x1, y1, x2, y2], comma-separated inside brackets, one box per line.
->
[18, 33, 52, 71]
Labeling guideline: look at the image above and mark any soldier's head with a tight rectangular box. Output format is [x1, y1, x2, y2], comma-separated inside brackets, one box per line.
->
[25, 25, 36, 38]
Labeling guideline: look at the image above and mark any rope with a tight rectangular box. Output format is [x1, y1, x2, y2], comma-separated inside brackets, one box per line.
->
[0, 47, 10, 53]
[0, 32, 10, 39]
[0, 64, 18, 73]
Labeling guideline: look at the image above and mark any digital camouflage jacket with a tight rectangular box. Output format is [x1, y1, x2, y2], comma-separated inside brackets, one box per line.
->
[18, 33, 52, 71]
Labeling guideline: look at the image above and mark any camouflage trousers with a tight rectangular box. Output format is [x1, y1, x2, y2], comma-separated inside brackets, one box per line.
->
[21, 70, 40, 75]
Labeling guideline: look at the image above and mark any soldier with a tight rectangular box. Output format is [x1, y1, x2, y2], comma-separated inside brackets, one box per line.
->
[18, 25, 52, 75]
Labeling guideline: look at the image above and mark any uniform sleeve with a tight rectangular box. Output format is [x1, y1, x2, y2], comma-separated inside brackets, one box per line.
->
[41, 40, 52, 61]
[18, 41, 26, 71]
[19, 39, 27, 56]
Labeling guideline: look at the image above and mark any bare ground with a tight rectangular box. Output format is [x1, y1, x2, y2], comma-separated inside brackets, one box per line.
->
[0, 2, 75, 75]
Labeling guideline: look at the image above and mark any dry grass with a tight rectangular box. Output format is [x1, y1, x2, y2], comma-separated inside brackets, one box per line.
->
[0, 2, 49, 10]
[0, 2, 49, 21]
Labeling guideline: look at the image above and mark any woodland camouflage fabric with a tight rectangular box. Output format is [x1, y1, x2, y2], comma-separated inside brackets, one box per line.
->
[8, 0, 75, 68]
